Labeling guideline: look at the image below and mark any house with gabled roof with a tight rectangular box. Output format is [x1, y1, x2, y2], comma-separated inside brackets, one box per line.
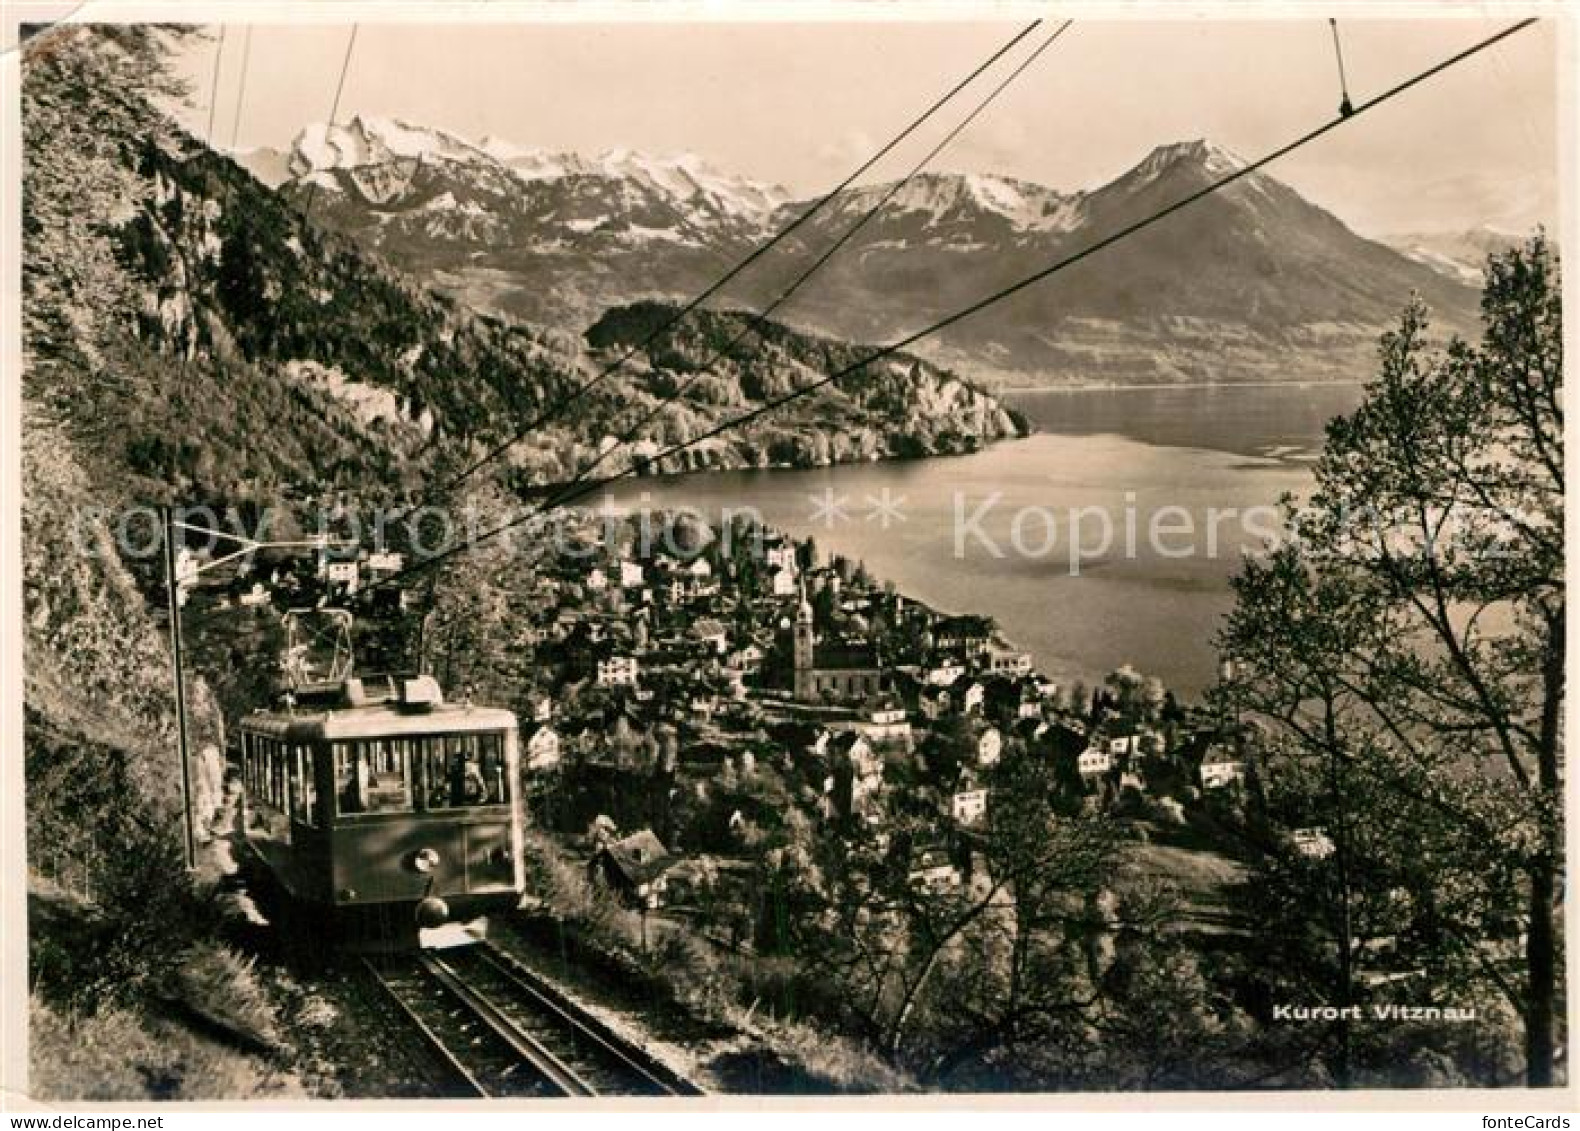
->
[952, 769, 989, 826]
[590, 829, 676, 910]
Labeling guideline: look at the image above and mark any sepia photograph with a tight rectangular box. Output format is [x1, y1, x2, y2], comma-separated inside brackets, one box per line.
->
[3, 0, 1571, 1108]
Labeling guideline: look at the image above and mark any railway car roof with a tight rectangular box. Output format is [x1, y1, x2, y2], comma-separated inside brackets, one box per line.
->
[241, 702, 518, 741]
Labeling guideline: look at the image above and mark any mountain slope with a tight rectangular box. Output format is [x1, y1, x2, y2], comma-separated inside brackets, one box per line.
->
[279, 124, 1484, 384]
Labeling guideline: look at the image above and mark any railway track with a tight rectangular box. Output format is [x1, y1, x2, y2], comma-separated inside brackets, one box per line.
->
[365, 942, 700, 1097]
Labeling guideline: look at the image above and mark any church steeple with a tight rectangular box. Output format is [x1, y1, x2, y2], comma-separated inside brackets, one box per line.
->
[793, 576, 816, 699]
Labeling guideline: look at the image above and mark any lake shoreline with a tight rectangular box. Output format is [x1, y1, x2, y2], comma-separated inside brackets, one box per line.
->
[1000, 378, 1367, 394]
[597, 385, 1359, 697]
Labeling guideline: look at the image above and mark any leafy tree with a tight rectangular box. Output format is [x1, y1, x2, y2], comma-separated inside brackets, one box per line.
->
[1218, 235, 1563, 1086]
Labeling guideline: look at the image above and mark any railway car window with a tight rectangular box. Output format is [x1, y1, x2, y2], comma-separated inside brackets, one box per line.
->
[269, 739, 284, 811]
[284, 740, 298, 822]
[306, 746, 323, 825]
[361, 739, 412, 813]
[421, 732, 507, 809]
[334, 744, 366, 816]
[331, 741, 412, 816]
[479, 732, 507, 805]
[291, 745, 317, 826]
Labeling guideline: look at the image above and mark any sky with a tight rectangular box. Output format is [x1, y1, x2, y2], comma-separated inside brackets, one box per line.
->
[166, 15, 1560, 237]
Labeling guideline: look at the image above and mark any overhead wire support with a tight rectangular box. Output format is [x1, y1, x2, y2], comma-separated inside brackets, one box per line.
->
[363, 16, 1538, 598]
[546, 19, 1075, 497]
[1329, 19, 1354, 117]
[163, 24, 231, 871]
[436, 18, 1045, 496]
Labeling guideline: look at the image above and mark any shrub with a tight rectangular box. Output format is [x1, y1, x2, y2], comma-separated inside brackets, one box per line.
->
[29, 994, 304, 1101]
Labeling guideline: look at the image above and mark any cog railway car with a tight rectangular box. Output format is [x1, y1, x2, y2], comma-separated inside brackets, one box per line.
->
[239, 673, 524, 951]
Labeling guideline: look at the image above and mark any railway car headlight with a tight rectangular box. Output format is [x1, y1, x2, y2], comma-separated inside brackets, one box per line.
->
[410, 847, 441, 874]
[415, 896, 450, 928]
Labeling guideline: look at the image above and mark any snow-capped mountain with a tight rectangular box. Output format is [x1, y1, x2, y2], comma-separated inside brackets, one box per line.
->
[1382, 226, 1522, 286]
[252, 121, 1484, 384]
[724, 137, 1482, 382]
[291, 115, 496, 174]
[788, 172, 1086, 248]
[267, 115, 788, 246]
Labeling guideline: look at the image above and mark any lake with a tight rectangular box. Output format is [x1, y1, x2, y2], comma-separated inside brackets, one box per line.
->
[602, 383, 1365, 699]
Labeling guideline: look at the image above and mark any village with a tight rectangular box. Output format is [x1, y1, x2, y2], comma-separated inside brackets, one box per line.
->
[166, 494, 1356, 971]
[193, 505, 1311, 954]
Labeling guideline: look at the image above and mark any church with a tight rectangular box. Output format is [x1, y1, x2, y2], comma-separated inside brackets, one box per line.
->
[790, 586, 885, 703]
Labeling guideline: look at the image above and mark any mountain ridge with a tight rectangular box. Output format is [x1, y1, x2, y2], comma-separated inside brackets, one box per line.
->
[258, 118, 1484, 384]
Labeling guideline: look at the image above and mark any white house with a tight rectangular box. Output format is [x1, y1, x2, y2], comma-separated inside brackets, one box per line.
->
[325, 560, 360, 593]
[618, 560, 645, 588]
[769, 566, 798, 597]
[524, 724, 561, 771]
[952, 774, 989, 826]
[684, 557, 713, 579]
[365, 550, 404, 578]
[1077, 744, 1113, 778]
[238, 582, 270, 608]
[585, 566, 609, 592]
[729, 642, 766, 673]
[925, 659, 967, 686]
[870, 704, 907, 726]
[764, 542, 799, 575]
[987, 649, 1033, 676]
[861, 703, 912, 742]
[1293, 827, 1336, 859]
[1200, 747, 1247, 790]
[175, 547, 201, 586]
[596, 655, 640, 687]
[909, 846, 962, 893]
[974, 725, 1003, 767]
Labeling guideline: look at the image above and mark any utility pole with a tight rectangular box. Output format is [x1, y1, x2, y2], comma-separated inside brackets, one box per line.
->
[160, 511, 349, 873]
[162, 505, 198, 871]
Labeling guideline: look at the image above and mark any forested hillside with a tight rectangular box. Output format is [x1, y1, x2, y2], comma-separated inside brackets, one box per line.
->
[575, 302, 1026, 475]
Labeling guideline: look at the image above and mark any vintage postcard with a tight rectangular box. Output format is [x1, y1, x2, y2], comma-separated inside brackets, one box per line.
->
[1, 0, 1573, 1111]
